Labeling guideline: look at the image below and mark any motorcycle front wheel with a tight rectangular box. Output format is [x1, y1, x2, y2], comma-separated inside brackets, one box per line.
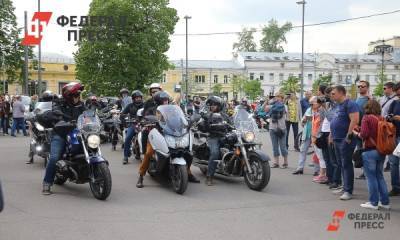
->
[89, 163, 112, 200]
[244, 153, 270, 191]
[171, 165, 188, 194]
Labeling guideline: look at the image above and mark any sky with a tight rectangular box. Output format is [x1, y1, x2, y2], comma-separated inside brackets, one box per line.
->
[11, 0, 400, 60]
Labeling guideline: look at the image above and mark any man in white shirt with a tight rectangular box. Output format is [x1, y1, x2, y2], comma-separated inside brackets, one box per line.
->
[380, 82, 397, 118]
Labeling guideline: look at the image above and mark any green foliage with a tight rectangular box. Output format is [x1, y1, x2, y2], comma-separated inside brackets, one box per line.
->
[0, 0, 33, 85]
[243, 80, 262, 101]
[373, 74, 388, 97]
[312, 75, 332, 94]
[74, 0, 178, 95]
[233, 27, 257, 52]
[231, 75, 246, 99]
[212, 83, 222, 95]
[260, 19, 292, 52]
[280, 76, 300, 94]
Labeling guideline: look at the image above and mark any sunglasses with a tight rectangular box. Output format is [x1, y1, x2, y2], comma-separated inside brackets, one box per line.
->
[151, 90, 159, 94]
[357, 85, 367, 89]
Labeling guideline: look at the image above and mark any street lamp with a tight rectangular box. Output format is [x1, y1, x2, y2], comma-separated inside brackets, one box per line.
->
[184, 15, 191, 104]
[373, 39, 393, 85]
[37, 0, 43, 97]
[297, 0, 306, 99]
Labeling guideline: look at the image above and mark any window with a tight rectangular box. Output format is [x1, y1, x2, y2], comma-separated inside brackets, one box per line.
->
[29, 81, 48, 96]
[345, 65, 350, 70]
[365, 75, 370, 81]
[195, 75, 205, 83]
[1, 81, 8, 93]
[280, 63, 285, 68]
[58, 82, 68, 94]
[279, 73, 284, 81]
[395, 65, 399, 70]
[213, 75, 218, 83]
[161, 74, 167, 83]
[392, 75, 396, 81]
[289, 73, 293, 78]
[298, 74, 302, 79]
[269, 73, 274, 82]
[350, 65, 355, 69]
[223, 75, 228, 84]
[357, 65, 361, 69]
[308, 74, 312, 81]
[259, 73, 264, 81]
[249, 73, 254, 80]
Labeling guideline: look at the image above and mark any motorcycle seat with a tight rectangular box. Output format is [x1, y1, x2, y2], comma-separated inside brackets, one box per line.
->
[71, 154, 86, 161]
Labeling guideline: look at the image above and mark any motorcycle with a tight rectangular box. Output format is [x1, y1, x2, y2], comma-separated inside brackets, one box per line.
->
[53, 110, 112, 200]
[102, 107, 122, 151]
[192, 108, 271, 191]
[145, 105, 193, 194]
[0, 179, 4, 212]
[27, 102, 53, 167]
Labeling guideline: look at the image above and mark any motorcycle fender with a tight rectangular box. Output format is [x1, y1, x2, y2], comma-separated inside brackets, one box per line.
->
[148, 129, 169, 156]
[138, 131, 143, 154]
[250, 150, 270, 162]
[89, 156, 108, 165]
[171, 157, 186, 166]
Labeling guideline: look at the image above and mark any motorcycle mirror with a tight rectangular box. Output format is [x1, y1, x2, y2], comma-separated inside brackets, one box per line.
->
[0, 180, 4, 212]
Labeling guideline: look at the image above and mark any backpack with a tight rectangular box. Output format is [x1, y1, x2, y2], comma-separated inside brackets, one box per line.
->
[270, 102, 285, 123]
[371, 115, 396, 155]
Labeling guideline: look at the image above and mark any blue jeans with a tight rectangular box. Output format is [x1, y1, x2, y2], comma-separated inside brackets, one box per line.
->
[1, 117, 8, 134]
[388, 137, 400, 191]
[43, 134, 66, 184]
[123, 126, 136, 158]
[270, 129, 288, 157]
[362, 149, 389, 206]
[334, 139, 356, 194]
[207, 137, 220, 177]
[297, 138, 319, 173]
[322, 141, 336, 184]
[11, 118, 27, 136]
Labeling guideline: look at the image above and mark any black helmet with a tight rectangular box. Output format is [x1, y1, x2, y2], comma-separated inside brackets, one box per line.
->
[131, 90, 143, 98]
[206, 96, 223, 110]
[41, 90, 54, 101]
[153, 91, 170, 106]
[120, 88, 129, 96]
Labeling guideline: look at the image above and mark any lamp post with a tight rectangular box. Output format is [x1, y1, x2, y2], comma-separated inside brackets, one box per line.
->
[184, 15, 191, 104]
[297, 0, 306, 99]
[37, 0, 43, 97]
[373, 39, 393, 85]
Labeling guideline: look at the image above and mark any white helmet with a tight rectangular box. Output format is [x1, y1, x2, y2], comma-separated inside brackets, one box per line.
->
[149, 83, 162, 94]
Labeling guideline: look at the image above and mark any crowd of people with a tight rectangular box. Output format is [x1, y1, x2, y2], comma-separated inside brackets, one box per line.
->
[265, 81, 399, 210]
[0, 93, 30, 137]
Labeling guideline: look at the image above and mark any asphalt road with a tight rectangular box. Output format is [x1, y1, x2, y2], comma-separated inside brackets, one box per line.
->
[0, 132, 399, 240]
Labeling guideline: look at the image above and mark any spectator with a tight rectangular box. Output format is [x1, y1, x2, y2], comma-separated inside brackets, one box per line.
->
[265, 93, 288, 168]
[355, 80, 370, 180]
[300, 91, 312, 115]
[321, 87, 341, 189]
[353, 100, 390, 210]
[30, 95, 38, 112]
[285, 93, 302, 151]
[330, 85, 359, 200]
[387, 82, 400, 197]
[0, 95, 11, 135]
[318, 85, 327, 97]
[10, 95, 27, 137]
[293, 96, 320, 176]
[311, 97, 328, 183]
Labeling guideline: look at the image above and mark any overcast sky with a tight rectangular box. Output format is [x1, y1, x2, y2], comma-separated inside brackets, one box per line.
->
[12, 0, 400, 60]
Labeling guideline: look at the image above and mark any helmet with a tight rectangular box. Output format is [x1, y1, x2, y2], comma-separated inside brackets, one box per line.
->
[41, 90, 54, 101]
[89, 95, 97, 102]
[62, 82, 84, 103]
[131, 90, 144, 103]
[241, 97, 248, 104]
[149, 83, 162, 94]
[153, 91, 170, 106]
[120, 88, 129, 96]
[206, 96, 223, 111]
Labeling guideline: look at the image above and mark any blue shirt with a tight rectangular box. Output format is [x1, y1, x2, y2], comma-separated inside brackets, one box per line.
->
[356, 96, 369, 120]
[300, 98, 310, 116]
[330, 99, 359, 140]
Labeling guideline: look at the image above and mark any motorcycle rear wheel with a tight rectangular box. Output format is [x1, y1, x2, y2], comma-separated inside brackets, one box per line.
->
[244, 154, 270, 191]
[54, 174, 67, 185]
[171, 165, 188, 194]
[89, 163, 112, 200]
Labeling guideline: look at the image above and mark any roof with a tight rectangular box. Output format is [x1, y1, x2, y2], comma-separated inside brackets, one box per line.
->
[32, 52, 75, 64]
[170, 60, 243, 69]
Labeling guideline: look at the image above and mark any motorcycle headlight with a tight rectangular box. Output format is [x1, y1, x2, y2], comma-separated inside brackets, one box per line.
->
[165, 134, 189, 148]
[165, 135, 176, 148]
[87, 134, 101, 148]
[35, 122, 44, 131]
[242, 131, 255, 143]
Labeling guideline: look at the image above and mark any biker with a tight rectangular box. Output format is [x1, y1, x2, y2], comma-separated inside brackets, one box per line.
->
[239, 97, 252, 113]
[117, 88, 132, 111]
[122, 90, 144, 164]
[39, 90, 56, 102]
[198, 96, 231, 186]
[42, 82, 86, 195]
[136, 91, 200, 188]
[85, 95, 102, 111]
[143, 83, 162, 116]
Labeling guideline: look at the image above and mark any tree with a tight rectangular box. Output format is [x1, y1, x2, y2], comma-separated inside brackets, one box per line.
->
[373, 74, 388, 97]
[231, 75, 246, 100]
[0, 0, 33, 87]
[280, 76, 300, 94]
[243, 80, 262, 101]
[212, 83, 222, 96]
[312, 75, 332, 94]
[75, 0, 178, 95]
[232, 27, 257, 52]
[259, 19, 292, 52]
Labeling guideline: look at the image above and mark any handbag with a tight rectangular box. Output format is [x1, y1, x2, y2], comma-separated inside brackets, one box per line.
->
[393, 142, 400, 157]
[352, 149, 364, 168]
[315, 133, 328, 149]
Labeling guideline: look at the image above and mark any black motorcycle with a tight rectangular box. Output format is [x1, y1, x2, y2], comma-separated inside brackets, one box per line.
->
[53, 110, 112, 200]
[192, 108, 271, 191]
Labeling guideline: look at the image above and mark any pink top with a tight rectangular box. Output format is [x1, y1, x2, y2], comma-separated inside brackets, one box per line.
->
[359, 114, 380, 149]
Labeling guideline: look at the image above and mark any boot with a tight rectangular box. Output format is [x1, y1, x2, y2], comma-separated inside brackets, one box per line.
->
[123, 157, 128, 165]
[42, 182, 52, 195]
[206, 176, 213, 186]
[188, 174, 200, 183]
[136, 175, 144, 188]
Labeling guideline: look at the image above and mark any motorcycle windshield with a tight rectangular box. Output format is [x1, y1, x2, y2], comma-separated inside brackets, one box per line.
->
[34, 102, 52, 113]
[233, 108, 260, 140]
[157, 105, 188, 137]
[77, 110, 102, 133]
